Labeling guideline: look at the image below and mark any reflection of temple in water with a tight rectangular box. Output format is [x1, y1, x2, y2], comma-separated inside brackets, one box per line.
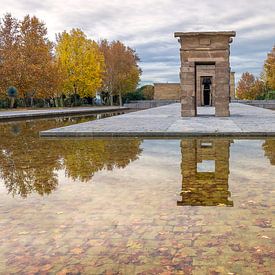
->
[178, 139, 233, 207]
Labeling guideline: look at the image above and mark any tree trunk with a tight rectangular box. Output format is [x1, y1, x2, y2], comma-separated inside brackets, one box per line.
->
[54, 97, 59, 107]
[119, 92, 122, 106]
[110, 94, 113, 106]
[73, 84, 77, 106]
[24, 96, 28, 107]
[30, 97, 34, 107]
[10, 97, 15, 108]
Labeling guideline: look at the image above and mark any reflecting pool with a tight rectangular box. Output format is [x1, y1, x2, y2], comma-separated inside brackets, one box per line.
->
[0, 118, 274, 274]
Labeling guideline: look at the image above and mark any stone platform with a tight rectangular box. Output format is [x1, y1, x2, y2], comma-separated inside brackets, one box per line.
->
[40, 103, 275, 138]
[0, 106, 128, 121]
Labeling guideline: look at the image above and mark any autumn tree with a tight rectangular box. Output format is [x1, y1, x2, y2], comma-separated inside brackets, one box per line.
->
[264, 46, 275, 91]
[236, 72, 264, 100]
[56, 29, 104, 101]
[0, 14, 20, 98]
[0, 14, 60, 106]
[99, 40, 141, 106]
[18, 15, 58, 103]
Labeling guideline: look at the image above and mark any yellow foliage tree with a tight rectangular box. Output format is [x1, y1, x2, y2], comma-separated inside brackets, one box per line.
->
[56, 29, 105, 99]
[264, 46, 275, 90]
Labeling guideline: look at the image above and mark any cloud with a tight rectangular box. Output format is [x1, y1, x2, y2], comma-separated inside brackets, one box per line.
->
[1, 0, 275, 84]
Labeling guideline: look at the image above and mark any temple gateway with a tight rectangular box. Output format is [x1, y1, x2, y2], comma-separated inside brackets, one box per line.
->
[154, 31, 236, 117]
[174, 31, 236, 117]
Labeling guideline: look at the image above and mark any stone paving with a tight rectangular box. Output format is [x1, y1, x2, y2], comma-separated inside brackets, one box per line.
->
[40, 103, 275, 137]
[0, 106, 127, 121]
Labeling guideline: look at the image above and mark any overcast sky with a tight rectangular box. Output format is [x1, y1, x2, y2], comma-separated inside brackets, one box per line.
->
[1, 0, 275, 84]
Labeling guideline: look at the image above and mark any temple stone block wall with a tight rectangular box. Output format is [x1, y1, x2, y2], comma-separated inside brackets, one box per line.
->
[153, 83, 181, 100]
[230, 72, 235, 100]
[174, 31, 236, 117]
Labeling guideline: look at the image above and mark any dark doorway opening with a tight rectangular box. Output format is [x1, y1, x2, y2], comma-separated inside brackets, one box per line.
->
[202, 77, 212, 106]
[203, 84, 211, 106]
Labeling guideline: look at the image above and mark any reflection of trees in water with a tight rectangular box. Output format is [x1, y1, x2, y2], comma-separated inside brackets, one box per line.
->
[63, 139, 141, 182]
[0, 118, 142, 197]
[262, 139, 275, 165]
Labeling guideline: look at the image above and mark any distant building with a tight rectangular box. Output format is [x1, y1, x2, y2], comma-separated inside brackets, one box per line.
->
[153, 83, 181, 100]
[154, 71, 235, 102]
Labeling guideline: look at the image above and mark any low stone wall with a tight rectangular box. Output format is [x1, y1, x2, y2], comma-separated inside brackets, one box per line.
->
[125, 100, 275, 110]
[232, 100, 275, 109]
[124, 100, 179, 109]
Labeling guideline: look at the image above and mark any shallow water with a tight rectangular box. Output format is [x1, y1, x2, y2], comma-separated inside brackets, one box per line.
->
[0, 117, 274, 274]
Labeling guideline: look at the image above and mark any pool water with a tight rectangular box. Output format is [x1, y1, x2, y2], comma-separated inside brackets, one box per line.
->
[0, 117, 274, 274]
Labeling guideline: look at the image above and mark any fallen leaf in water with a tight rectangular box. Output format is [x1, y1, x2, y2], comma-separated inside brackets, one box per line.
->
[70, 247, 84, 254]
[127, 240, 142, 249]
[261, 235, 270, 239]
[56, 212, 63, 215]
[254, 219, 272, 228]
[229, 243, 242, 252]
[41, 264, 52, 271]
[255, 247, 262, 253]
[87, 239, 104, 246]
[159, 247, 169, 252]
[57, 268, 70, 275]
[28, 267, 40, 273]
[18, 231, 29, 235]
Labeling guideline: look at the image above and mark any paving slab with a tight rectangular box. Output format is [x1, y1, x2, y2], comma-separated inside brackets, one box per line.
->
[40, 103, 275, 138]
[0, 106, 128, 121]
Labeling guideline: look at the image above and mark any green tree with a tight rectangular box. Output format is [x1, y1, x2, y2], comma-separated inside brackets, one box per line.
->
[140, 85, 154, 100]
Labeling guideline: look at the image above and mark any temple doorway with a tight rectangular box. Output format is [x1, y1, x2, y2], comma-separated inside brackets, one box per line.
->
[202, 77, 212, 106]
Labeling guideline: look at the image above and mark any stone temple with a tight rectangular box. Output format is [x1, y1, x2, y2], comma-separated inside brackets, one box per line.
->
[174, 31, 236, 117]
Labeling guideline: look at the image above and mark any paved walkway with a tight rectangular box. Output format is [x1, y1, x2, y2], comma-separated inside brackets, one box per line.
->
[0, 106, 128, 121]
[40, 103, 275, 137]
